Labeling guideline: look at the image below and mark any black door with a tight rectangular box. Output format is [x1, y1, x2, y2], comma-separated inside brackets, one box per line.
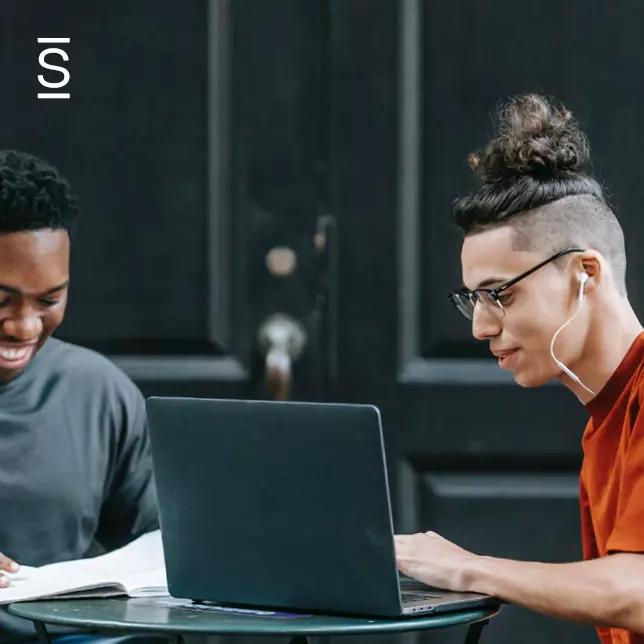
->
[328, 3, 642, 644]
[6, 2, 644, 644]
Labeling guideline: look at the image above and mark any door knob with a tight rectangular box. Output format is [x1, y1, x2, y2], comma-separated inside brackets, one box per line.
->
[257, 313, 307, 400]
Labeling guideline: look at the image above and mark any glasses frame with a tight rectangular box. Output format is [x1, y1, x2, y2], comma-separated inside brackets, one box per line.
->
[448, 246, 586, 319]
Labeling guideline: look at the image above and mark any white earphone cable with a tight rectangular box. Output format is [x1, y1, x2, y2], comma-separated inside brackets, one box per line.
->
[549, 274, 595, 396]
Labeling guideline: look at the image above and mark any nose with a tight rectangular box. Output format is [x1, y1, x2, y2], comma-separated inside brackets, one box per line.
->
[1, 314, 43, 342]
[471, 304, 502, 340]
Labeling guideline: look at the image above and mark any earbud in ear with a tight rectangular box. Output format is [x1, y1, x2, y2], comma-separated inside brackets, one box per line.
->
[578, 272, 589, 285]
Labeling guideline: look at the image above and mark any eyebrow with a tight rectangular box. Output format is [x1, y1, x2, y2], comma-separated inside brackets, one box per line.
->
[463, 277, 512, 291]
[0, 281, 69, 296]
[468, 277, 509, 290]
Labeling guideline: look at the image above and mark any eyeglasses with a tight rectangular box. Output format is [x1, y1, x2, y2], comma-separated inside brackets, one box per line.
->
[448, 247, 586, 321]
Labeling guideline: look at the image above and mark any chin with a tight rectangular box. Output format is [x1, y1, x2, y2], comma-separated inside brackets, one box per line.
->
[0, 364, 31, 383]
[513, 369, 553, 388]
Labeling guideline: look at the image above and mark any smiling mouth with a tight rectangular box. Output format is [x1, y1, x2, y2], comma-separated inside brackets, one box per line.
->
[496, 350, 517, 358]
[495, 349, 518, 367]
[0, 345, 36, 363]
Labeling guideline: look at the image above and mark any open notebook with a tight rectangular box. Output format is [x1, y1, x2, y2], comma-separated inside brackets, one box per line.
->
[0, 530, 168, 604]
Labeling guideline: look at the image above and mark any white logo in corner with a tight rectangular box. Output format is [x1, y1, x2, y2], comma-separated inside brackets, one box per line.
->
[37, 38, 70, 99]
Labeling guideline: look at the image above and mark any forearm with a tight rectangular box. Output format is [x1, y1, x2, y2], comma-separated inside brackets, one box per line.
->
[466, 553, 644, 632]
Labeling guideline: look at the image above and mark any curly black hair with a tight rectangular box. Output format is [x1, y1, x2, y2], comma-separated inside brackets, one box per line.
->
[0, 150, 78, 235]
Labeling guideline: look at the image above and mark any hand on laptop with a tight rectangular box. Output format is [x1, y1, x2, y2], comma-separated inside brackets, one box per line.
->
[0, 552, 19, 587]
[394, 531, 478, 592]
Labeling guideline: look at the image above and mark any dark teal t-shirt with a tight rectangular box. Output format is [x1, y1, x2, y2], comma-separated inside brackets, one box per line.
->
[0, 337, 159, 641]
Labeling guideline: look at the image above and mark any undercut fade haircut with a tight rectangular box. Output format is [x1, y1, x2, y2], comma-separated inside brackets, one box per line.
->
[453, 94, 627, 295]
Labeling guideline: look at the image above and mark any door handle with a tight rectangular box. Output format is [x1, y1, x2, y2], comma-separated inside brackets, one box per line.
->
[257, 313, 307, 400]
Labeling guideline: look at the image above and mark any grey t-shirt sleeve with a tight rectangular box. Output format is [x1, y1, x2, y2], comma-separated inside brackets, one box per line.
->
[95, 386, 159, 551]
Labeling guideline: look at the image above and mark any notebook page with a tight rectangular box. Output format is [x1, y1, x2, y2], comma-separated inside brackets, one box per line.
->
[0, 530, 167, 603]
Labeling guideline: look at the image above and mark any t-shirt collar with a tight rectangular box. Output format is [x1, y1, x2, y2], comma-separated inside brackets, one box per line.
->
[585, 332, 644, 423]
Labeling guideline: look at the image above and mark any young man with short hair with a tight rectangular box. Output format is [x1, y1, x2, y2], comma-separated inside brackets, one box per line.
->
[0, 150, 160, 644]
[395, 95, 644, 643]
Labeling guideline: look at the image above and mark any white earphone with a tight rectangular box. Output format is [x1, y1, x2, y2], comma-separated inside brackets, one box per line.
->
[549, 271, 595, 396]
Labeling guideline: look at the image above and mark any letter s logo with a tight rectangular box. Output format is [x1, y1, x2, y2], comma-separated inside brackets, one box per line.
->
[38, 48, 70, 89]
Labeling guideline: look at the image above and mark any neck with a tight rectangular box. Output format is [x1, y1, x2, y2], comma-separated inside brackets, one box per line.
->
[560, 297, 643, 404]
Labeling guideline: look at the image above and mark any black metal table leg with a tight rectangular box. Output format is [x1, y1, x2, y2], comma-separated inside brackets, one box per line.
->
[33, 621, 52, 644]
[463, 618, 489, 644]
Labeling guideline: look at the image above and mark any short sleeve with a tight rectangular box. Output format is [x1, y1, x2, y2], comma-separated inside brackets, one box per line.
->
[579, 468, 599, 560]
[95, 386, 159, 551]
[605, 404, 644, 554]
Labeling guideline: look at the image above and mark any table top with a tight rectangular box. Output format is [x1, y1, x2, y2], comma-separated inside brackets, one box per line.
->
[8, 597, 501, 636]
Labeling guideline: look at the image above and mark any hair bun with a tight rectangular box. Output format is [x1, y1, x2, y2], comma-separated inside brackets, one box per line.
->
[469, 94, 591, 182]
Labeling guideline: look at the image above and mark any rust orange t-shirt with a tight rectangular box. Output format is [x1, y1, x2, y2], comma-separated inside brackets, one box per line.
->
[581, 331, 644, 644]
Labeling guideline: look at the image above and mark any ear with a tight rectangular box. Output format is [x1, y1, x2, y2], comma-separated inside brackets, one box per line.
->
[578, 251, 604, 294]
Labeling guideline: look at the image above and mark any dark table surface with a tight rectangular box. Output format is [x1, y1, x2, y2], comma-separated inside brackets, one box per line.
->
[8, 597, 502, 636]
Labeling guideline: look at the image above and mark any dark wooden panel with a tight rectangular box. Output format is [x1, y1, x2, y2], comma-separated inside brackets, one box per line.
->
[233, 0, 329, 329]
[0, 0, 211, 347]
[420, 472, 582, 559]
[329, 3, 597, 644]
[0, 0, 335, 390]
[329, 0, 400, 402]
[403, 468, 595, 644]
[419, 0, 644, 356]
[394, 384, 587, 458]
[231, 0, 332, 400]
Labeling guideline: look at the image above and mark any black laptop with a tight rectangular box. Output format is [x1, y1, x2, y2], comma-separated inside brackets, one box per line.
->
[146, 397, 499, 618]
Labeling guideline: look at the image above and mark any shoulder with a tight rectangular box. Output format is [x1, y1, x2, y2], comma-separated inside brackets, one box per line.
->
[633, 362, 644, 403]
[42, 338, 144, 411]
[624, 367, 644, 434]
